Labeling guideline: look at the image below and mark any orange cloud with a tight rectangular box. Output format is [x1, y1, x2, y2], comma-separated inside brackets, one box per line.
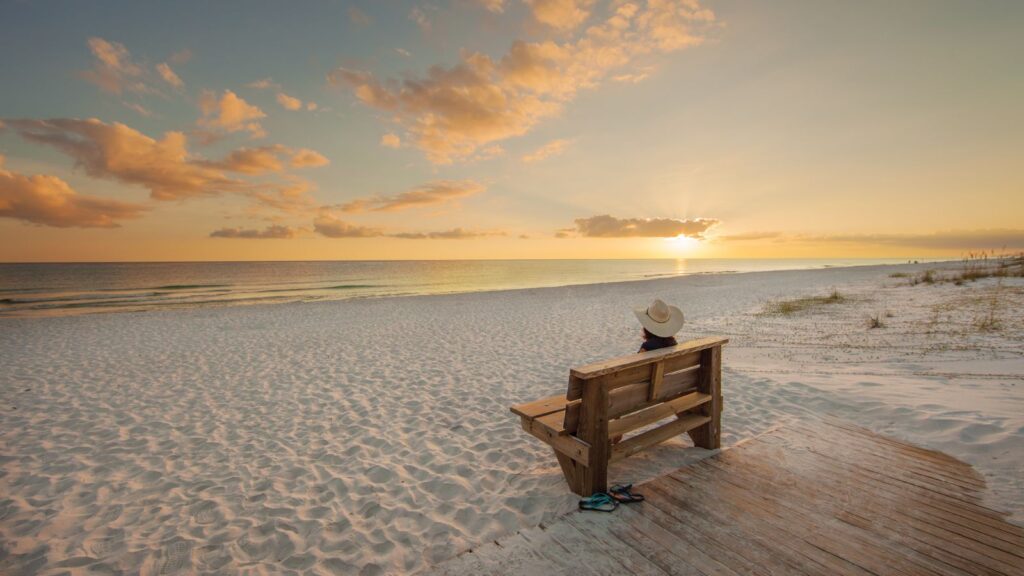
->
[527, 0, 595, 31]
[156, 62, 184, 88]
[522, 138, 571, 162]
[727, 230, 1024, 250]
[6, 118, 326, 214]
[380, 133, 402, 148]
[0, 157, 146, 228]
[205, 146, 285, 174]
[570, 214, 719, 238]
[339, 180, 485, 213]
[313, 214, 384, 238]
[390, 228, 505, 239]
[475, 0, 505, 13]
[210, 225, 297, 239]
[246, 78, 280, 90]
[289, 149, 330, 168]
[312, 212, 504, 240]
[330, 0, 714, 163]
[79, 37, 149, 95]
[276, 92, 303, 111]
[199, 90, 266, 138]
[9, 118, 230, 200]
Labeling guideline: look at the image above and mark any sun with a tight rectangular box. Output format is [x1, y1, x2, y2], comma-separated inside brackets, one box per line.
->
[665, 235, 700, 252]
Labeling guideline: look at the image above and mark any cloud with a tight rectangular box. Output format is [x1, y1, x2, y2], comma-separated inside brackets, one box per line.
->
[718, 231, 783, 242]
[522, 138, 571, 162]
[202, 145, 328, 174]
[79, 37, 149, 95]
[349, 6, 371, 26]
[276, 92, 303, 111]
[124, 102, 153, 117]
[306, 101, 318, 111]
[210, 225, 297, 239]
[526, 0, 595, 31]
[9, 118, 230, 200]
[313, 214, 384, 238]
[784, 230, 1024, 250]
[246, 78, 280, 90]
[156, 62, 184, 88]
[0, 158, 146, 228]
[330, 0, 715, 163]
[289, 149, 329, 168]
[339, 180, 484, 213]
[396, 48, 412, 57]
[570, 214, 719, 238]
[5, 118, 326, 213]
[198, 90, 266, 138]
[612, 68, 653, 83]
[168, 49, 193, 66]
[475, 0, 505, 13]
[380, 133, 402, 148]
[390, 228, 504, 240]
[204, 146, 285, 174]
[409, 6, 431, 32]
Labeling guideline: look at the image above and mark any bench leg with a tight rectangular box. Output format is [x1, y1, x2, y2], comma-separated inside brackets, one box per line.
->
[554, 451, 583, 495]
[555, 451, 607, 496]
[578, 463, 607, 496]
[688, 346, 722, 449]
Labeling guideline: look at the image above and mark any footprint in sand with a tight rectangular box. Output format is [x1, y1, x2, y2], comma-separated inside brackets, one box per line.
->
[156, 538, 193, 574]
[84, 529, 126, 557]
[189, 500, 223, 525]
[195, 544, 231, 571]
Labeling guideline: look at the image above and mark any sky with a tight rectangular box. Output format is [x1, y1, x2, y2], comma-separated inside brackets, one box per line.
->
[1, 0, 1022, 262]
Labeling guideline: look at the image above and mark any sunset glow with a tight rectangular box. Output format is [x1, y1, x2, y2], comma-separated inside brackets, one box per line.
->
[2, 1, 1022, 261]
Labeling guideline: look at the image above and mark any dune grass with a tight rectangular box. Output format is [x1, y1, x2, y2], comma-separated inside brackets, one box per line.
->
[907, 252, 1024, 287]
[764, 288, 845, 315]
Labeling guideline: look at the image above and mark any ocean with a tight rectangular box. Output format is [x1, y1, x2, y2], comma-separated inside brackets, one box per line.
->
[0, 259, 924, 318]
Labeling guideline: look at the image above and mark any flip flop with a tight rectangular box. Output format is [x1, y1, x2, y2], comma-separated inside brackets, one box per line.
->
[579, 492, 618, 512]
[609, 484, 645, 503]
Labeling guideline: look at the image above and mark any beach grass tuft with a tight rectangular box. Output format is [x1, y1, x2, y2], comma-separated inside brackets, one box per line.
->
[907, 251, 1024, 287]
[868, 313, 885, 329]
[764, 288, 845, 315]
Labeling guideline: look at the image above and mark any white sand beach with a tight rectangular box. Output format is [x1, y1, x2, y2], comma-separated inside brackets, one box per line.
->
[1, 261, 1022, 575]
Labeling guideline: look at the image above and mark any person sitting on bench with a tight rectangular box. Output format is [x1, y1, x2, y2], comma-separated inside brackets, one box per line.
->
[613, 298, 686, 445]
[634, 299, 685, 352]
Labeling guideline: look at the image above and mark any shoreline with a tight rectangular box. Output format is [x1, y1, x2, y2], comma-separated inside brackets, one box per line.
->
[0, 258, 959, 320]
[1, 260, 1020, 574]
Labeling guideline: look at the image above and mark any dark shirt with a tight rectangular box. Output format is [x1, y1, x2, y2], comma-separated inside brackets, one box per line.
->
[640, 335, 678, 352]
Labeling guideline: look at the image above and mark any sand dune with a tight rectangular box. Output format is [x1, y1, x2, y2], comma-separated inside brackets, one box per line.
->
[1, 262, 1021, 574]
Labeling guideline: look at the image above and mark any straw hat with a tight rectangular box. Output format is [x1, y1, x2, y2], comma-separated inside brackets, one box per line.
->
[633, 298, 684, 338]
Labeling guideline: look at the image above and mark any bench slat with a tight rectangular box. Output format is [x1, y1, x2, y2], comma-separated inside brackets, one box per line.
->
[535, 411, 569, 437]
[607, 368, 700, 419]
[520, 416, 590, 465]
[610, 413, 711, 462]
[510, 394, 574, 420]
[570, 336, 729, 381]
[586, 351, 701, 394]
[608, 391, 711, 437]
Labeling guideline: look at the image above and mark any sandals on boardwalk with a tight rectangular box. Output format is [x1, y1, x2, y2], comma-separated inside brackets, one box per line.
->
[609, 484, 645, 503]
[578, 492, 618, 512]
[579, 485, 645, 512]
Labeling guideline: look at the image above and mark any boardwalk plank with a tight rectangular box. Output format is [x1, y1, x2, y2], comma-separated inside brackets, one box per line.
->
[425, 420, 1023, 576]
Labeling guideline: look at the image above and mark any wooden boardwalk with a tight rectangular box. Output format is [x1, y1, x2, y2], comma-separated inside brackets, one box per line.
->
[429, 419, 1024, 575]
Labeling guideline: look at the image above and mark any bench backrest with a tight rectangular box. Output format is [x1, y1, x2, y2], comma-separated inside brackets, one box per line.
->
[561, 336, 728, 438]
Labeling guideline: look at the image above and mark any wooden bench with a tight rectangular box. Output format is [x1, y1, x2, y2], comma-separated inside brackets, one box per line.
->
[511, 336, 728, 496]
